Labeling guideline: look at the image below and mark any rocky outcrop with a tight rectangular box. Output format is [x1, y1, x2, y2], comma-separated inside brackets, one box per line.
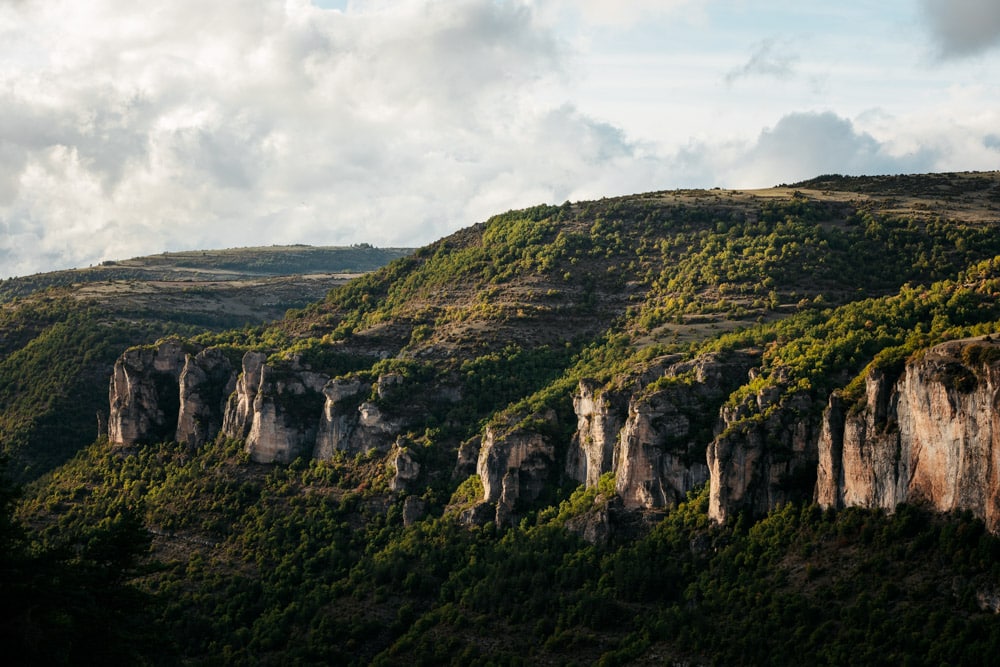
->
[615, 386, 711, 510]
[176, 348, 237, 447]
[221, 351, 268, 440]
[707, 387, 818, 523]
[108, 339, 189, 446]
[815, 373, 903, 511]
[111, 338, 411, 464]
[313, 378, 369, 459]
[565, 380, 626, 488]
[616, 353, 758, 510]
[219, 354, 414, 464]
[389, 439, 422, 492]
[243, 364, 328, 464]
[313, 374, 405, 458]
[477, 411, 558, 526]
[563, 351, 758, 513]
[817, 336, 1000, 530]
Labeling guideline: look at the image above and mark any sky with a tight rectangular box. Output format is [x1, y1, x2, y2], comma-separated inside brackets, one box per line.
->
[1, 0, 999, 277]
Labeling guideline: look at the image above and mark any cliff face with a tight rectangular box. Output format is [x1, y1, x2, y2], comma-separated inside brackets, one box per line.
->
[176, 348, 237, 447]
[817, 337, 1000, 530]
[113, 343, 408, 463]
[707, 389, 818, 523]
[222, 351, 268, 441]
[565, 379, 625, 489]
[562, 351, 758, 514]
[616, 352, 758, 511]
[111, 332, 1000, 533]
[313, 375, 405, 458]
[243, 363, 328, 464]
[109, 339, 190, 446]
[476, 412, 558, 526]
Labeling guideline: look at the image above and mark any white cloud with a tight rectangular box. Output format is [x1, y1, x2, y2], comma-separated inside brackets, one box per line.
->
[0, 0, 572, 276]
[920, 0, 1000, 58]
[0, 1, 997, 278]
[724, 111, 939, 187]
[725, 38, 799, 84]
[526, 0, 697, 29]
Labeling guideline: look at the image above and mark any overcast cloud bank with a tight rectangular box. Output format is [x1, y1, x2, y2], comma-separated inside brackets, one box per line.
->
[1, 0, 998, 277]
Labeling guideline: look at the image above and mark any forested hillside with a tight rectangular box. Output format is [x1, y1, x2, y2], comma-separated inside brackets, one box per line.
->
[7, 172, 1000, 665]
[0, 245, 408, 481]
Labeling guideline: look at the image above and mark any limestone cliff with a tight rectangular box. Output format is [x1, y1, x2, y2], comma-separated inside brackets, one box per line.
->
[221, 351, 268, 441]
[616, 352, 758, 510]
[108, 339, 189, 446]
[476, 411, 558, 526]
[112, 340, 410, 463]
[817, 336, 1000, 530]
[707, 385, 818, 524]
[242, 363, 328, 464]
[176, 348, 237, 447]
[220, 352, 410, 464]
[564, 351, 758, 512]
[389, 439, 421, 492]
[313, 374, 406, 458]
[564, 379, 626, 488]
[313, 378, 369, 459]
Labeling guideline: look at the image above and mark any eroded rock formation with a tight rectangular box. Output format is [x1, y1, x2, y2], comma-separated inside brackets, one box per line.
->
[112, 341, 410, 464]
[563, 351, 758, 514]
[176, 348, 237, 447]
[477, 411, 558, 526]
[707, 389, 818, 523]
[313, 378, 369, 459]
[109, 339, 189, 446]
[314, 374, 405, 458]
[817, 336, 1000, 530]
[565, 379, 626, 489]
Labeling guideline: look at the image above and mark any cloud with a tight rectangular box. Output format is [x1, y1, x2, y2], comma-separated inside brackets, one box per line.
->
[920, 0, 1000, 58]
[0, 1, 994, 278]
[527, 0, 697, 28]
[0, 0, 573, 276]
[725, 39, 798, 84]
[724, 111, 940, 187]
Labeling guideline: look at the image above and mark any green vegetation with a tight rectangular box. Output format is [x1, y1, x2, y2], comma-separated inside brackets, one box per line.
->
[6, 173, 1000, 663]
[14, 442, 1000, 665]
[0, 244, 412, 303]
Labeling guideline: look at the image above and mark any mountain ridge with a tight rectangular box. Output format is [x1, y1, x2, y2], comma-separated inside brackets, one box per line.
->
[9, 170, 1000, 664]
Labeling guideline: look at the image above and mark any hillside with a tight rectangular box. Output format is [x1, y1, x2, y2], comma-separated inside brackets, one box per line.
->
[0, 245, 410, 481]
[0, 244, 412, 302]
[8, 171, 1000, 665]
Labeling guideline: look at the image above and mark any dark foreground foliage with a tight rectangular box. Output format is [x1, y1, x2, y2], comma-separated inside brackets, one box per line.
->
[14, 439, 1000, 666]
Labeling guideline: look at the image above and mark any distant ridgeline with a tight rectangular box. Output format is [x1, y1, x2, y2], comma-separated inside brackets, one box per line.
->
[0, 244, 413, 302]
[102, 171, 1000, 530]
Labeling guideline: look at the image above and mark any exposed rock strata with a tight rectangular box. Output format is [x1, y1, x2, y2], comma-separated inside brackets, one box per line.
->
[566, 351, 758, 512]
[477, 411, 558, 526]
[112, 342, 411, 463]
[389, 439, 421, 492]
[707, 387, 818, 523]
[176, 348, 237, 447]
[313, 378, 369, 459]
[817, 336, 1000, 531]
[222, 351, 268, 441]
[108, 339, 189, 446]
[565, 379, 626, 488]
